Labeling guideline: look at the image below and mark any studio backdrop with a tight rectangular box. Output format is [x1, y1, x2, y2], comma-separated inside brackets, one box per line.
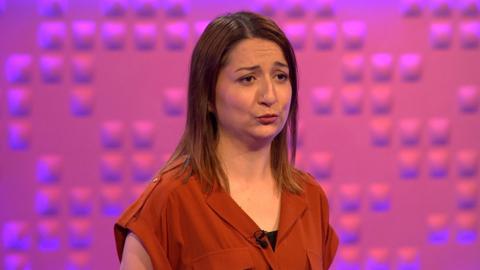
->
[1, 0, 479, 269]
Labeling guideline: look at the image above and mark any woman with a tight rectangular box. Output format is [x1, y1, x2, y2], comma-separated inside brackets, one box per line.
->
[114, 11, 338, 270]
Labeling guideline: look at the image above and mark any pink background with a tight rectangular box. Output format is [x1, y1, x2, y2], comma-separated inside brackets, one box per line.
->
[1, 0, 479, 269]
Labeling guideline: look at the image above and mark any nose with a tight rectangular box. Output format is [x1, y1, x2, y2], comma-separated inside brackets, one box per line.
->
[258, 77, 277, 107]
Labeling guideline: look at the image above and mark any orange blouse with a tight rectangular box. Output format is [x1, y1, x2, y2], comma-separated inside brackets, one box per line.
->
[114, 160, 338, 269]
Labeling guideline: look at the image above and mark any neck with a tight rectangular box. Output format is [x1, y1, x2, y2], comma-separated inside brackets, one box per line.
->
[216, 133, 273, 187]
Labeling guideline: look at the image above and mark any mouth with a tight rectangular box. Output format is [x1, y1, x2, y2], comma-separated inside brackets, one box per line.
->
[256, 114, 279, 125]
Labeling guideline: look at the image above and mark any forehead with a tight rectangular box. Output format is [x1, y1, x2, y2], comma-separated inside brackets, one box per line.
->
[224, 38, 287, 67]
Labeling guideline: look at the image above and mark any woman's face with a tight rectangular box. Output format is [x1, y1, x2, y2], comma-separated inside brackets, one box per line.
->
[214, 38, 292, 148]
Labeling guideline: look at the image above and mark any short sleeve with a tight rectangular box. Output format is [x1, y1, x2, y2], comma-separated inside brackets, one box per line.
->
[302, 171, 339, 269]
[114, 158, 189, 269]
[113, 181, 173, 270]
[322, 224, 338, 269]
[318, 182, 339, 270]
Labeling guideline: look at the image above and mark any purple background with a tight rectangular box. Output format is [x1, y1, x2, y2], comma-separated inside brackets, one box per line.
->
[1, 0, 480, 269]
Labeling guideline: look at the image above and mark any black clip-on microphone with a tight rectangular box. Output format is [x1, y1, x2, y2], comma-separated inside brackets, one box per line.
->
[253, 230, 268, 249]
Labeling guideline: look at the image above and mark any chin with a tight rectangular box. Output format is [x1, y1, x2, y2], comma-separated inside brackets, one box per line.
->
[250, 127, 283, 142]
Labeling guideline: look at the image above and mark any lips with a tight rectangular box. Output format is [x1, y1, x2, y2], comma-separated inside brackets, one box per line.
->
[256, 114, 278, 125]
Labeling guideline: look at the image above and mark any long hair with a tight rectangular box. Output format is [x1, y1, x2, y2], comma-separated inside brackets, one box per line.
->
[160, 11, 302, 194]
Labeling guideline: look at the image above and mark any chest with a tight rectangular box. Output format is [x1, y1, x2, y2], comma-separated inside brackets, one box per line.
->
[170, 185, 324, 270]
[230, 187, 281, 231]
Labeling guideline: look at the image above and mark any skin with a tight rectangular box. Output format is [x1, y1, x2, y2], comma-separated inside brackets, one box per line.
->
[120, 38, 292, 269]
[215, 38, 291, 152]
[215, 38, 292, 231]
[120, 233, 153, 270]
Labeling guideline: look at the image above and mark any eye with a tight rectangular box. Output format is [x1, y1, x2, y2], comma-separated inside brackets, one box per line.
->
[275, 73, 289, 82]
[238, 75, 256, 85]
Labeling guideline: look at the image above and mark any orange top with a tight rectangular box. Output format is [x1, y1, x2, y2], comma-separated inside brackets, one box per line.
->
[114, 160, 338, 269]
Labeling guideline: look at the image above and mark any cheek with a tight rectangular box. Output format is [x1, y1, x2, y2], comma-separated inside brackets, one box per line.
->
[216, 88, 251, 117]
[279, 86, 293, 112]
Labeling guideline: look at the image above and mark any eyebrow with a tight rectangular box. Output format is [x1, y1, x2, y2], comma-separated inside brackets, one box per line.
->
[234, 61, 289, 73]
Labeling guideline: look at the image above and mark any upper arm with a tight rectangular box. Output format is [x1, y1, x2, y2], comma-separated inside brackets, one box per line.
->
[120, 232, 153, 270]
[114, 172, 180, 270]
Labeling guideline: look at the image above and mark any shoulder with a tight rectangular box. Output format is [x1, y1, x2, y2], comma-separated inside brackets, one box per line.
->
[114, 158, 194, 265]
[149, 157, 195, 203]
[116, 157, 194, 227]
[291, 168, 330, 205]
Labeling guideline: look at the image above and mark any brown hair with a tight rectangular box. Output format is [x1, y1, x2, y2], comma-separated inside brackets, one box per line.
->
[160, 11, 303, 194]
